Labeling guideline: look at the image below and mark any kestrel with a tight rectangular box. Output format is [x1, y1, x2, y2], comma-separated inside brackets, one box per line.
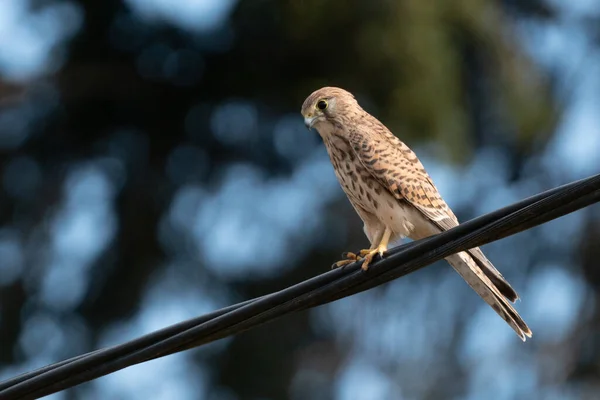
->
[301, 86, 531, 341]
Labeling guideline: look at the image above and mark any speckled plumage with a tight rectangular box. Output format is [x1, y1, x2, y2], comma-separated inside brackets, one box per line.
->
[301, 86, 531, 341]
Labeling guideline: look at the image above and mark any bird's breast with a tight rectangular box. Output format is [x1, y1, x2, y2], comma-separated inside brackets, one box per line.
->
[326, 144, 421, 240]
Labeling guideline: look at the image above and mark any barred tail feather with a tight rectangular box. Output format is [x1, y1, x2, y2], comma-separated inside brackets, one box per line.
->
[446, 252, 532, 341]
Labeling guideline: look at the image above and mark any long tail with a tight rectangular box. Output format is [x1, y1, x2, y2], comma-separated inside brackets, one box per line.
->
[446, 252, 532, 341]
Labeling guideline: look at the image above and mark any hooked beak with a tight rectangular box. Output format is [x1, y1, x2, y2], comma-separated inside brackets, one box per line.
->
[304, 115, 317, 130]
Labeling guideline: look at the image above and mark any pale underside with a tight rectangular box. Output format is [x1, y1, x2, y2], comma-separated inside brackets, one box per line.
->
[324, 133, 431, 244]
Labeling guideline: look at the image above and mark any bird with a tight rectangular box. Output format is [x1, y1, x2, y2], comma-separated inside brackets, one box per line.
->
[301, 86, 532, 341]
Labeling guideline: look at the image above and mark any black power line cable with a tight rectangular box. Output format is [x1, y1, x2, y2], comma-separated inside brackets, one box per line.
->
[1, 173, 599, 400]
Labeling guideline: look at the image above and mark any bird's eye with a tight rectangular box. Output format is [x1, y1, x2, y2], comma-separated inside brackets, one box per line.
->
[316, 100, 328, 111]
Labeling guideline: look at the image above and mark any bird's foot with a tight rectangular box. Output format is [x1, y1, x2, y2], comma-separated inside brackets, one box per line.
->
[331, 250, 368, 269]
[358, 245, 387, 271]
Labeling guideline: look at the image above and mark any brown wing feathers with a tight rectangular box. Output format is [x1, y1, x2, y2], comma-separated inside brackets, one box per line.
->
[349, 118, 520, 303]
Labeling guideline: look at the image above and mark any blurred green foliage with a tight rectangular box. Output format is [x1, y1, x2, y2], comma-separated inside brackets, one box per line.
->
[282, 0, 558, 162]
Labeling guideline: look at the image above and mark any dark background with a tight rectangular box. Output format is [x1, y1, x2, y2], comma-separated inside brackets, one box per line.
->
[0, 0, 599, 399]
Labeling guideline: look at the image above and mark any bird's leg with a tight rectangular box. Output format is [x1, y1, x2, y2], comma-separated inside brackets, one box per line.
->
[359, 226, 392, 271]
[346, 228, 384, 260]
[331, 227, 385, 269]
[331, 227, 391, 270]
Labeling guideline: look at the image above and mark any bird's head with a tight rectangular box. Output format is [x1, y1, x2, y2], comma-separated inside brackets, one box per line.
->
[300, 87, 358, 133]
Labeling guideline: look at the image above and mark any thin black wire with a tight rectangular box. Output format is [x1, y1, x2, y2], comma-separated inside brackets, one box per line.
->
[1, 174, 599, 400]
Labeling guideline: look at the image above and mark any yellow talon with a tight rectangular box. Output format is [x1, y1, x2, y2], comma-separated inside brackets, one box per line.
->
[331, 259, 355, 269]
[359, 248, 383, 271]
[358, 249, 372, 257]
[359, 227, 392, 271]
[342, 251, 359, 259]
[332, 251, 365, 269]
[332, 227, 391, 271]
